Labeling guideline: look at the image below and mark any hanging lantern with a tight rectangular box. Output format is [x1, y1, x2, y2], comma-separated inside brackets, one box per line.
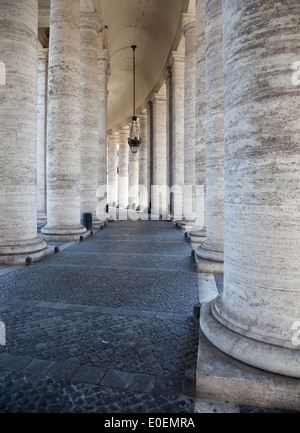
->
[128, 45, 141, 154]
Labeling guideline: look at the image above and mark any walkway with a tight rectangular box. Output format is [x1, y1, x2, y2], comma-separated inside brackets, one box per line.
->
[0, 220, 295, 414]
[0, 220, 199, 413]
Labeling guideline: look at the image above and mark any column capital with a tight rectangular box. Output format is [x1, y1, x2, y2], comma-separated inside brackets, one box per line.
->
[138, 109, 147, 120]
[119, 125, 129, 135]
[181, 13, 196, 35]
[167, 51, 185, 68]
[151, 93, 166, 104]
[38, 48, 49, 60]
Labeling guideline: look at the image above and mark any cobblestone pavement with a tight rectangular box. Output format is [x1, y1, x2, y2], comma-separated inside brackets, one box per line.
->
[0, 220, 200, 413]
[0, 220, 297, 414]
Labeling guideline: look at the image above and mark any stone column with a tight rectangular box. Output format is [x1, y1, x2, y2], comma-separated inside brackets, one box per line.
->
[166, 52, 185, 221]
[42, 0, 88, 241]
[180, 14, 196, 228]
[118, 126, 129, 210]
[138, 111, 148, 212]
[195, 0, 224, 272]
[96, 49, 109, 223]
[146, 101, 153, 211]
[128, 135, 139, 210]
[0, 0, 51, 265]
[189, 0, 207, 242]
[107, 133, 118, 208]
[151, 91, 168, 218]
[200, 0, 300, 379]
[80, 12, 101, 229]
[37, 49, 48, 226]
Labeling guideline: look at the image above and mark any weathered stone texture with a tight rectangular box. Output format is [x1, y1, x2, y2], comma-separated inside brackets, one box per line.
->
[195, 0, 224, 266]
[201, 0, 300, 379]
[80, 13, 101, 226]
[0, 0, 47, 261]
[42, 0, 87, 238]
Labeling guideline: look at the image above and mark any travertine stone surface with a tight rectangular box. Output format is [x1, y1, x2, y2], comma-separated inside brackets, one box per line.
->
[108, 133, 118, 207]
[196, 0, 224, 266]
[96, 49, 109, 222]
[151, 93, 168, 217]
[190, 0, 207, 237]
[146, 101, 153, 206]
[166, 53, 185, 221]
[118, 127, 129, 209]
[37, 49, 48, 224]
[0, 0, 47, 262]
[80, 12, 101, 228]
[201, 0, 300, 378]
[41, 0, 87, 240]
[128, 134, 139, 210]
[182, 14, 196, 223]
[138, 112, 148, 212]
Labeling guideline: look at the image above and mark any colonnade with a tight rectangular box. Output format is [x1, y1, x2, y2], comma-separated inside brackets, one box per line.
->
[0, 0, 299, 381]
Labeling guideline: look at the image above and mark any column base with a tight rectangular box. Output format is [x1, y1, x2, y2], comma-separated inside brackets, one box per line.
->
[0, 236, 56, 266]
[196, 322, 300, 411]
[200, 300, 300, 380]
[41, 225, 90, 242]
[194, 256, 224, 273]
[185, 228, 207, 243]
[177, 220, 196, 231]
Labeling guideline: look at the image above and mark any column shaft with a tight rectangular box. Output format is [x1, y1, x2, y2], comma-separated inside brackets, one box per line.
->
[201, 0, 300, 378]
[166, 53, 185, 221]
[195, 0, 224, 271]
[108, 133, 118, 207]
[189, 0, 207, 241]
[138, 112, 148, 212]
[0, 0, 49, 264]
[182, 14, 196, 225]
[128, 144, 139, 210]
[37, 49, 48, 225]
[80, 12, 101, 229]
[151, 92, 168, 217]
[118, 127, 129, 209]
[42, 0, 87, 240]
[96, 49, 109, 223]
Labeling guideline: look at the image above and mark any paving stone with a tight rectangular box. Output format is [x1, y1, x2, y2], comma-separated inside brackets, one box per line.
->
[101, 369, 135, 390]
[22, 359, 55, 376]
[1, 355, 32, 372]
[0, 220, 290, 413]
[71, 365, 107, 385]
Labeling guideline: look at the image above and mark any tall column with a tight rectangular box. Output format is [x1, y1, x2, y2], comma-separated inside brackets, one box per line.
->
[146, 101, 153, 211]
[138, 111, 148, 212]
[118, 126, 129, 210]
[37, 49, 48, 226]
[195, 0, 224, 272]
[128, 135, 139, 210]
[166, 53, 185, 221]
[42, 0, 88, 241]
[107, 133, 118, 208]
[80, 12, 101, 229]
[200, 0, 300, 379]
[189, 0, 207, 242]
[180, 14, 196, 228]
[96, 49, 109, 223]
[151, 91, 168, 218]
[0, 0, 51, 265]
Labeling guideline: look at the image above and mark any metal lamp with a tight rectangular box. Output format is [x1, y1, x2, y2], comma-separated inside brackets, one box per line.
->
[128, 45, 141, 154]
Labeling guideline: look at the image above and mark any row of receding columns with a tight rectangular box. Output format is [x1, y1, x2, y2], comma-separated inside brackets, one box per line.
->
[0, 0, 110, 264]
[104, 0, 299, 383]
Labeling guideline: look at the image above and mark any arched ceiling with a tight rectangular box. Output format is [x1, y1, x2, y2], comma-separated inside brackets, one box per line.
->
[38, 0, 195, 133]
